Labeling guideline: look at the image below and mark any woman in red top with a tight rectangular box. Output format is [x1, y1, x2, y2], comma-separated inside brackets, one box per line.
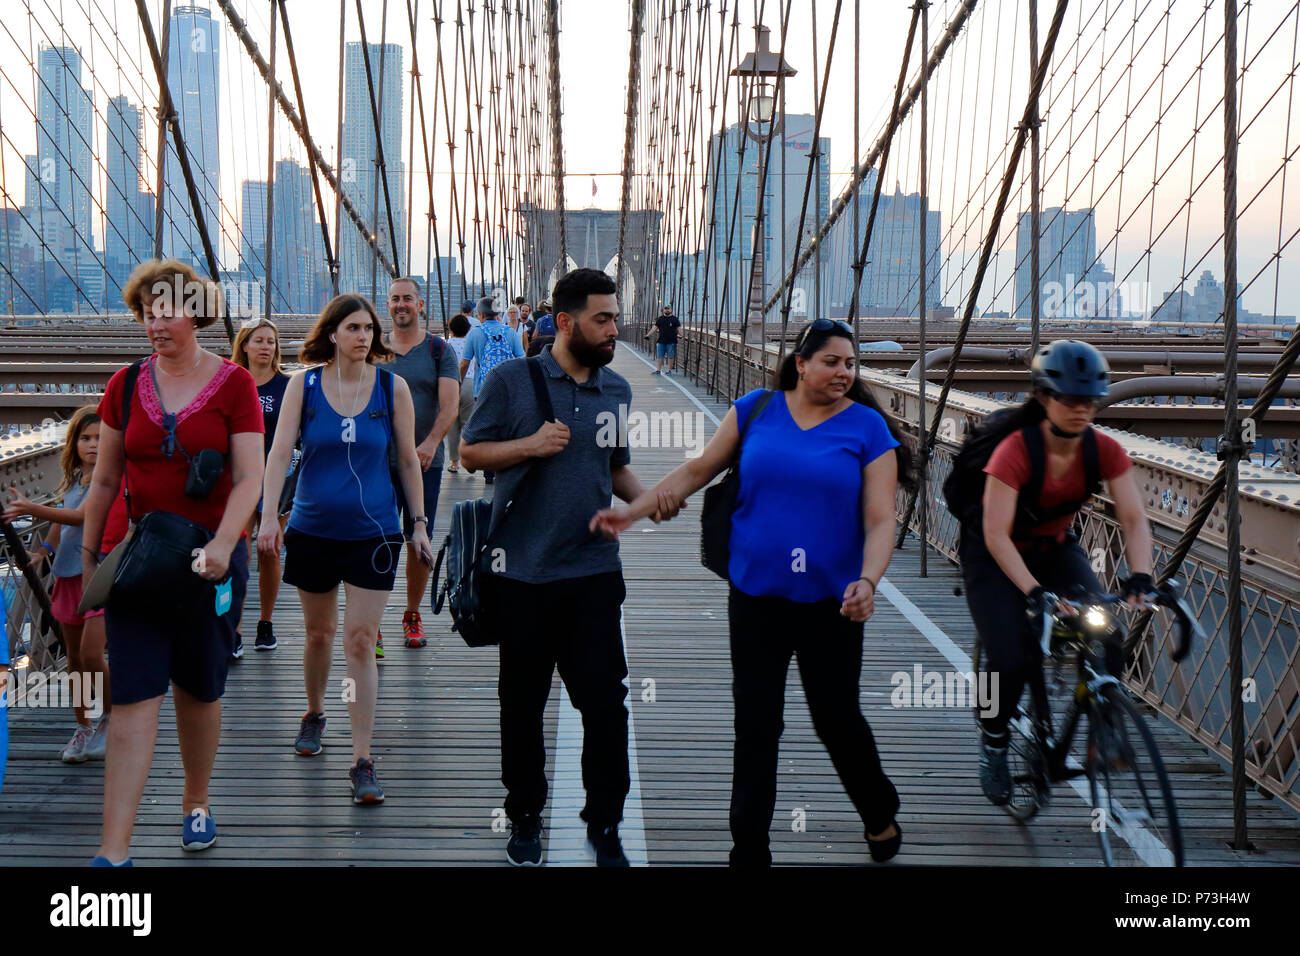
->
[963, 341, 1155, 807]
[80, 260, 265, 866]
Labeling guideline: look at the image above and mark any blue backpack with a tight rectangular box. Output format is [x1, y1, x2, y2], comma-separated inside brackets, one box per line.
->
[478, 321, 516, 379]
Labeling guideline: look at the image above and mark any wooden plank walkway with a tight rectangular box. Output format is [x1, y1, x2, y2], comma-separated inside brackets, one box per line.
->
[2, 343, 1299, 866]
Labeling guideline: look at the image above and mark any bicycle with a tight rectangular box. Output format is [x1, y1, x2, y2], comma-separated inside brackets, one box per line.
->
[972, 579, 1203, 866]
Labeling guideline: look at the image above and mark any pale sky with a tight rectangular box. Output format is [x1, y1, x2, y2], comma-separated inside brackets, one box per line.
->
[1, 0, 1297, 317]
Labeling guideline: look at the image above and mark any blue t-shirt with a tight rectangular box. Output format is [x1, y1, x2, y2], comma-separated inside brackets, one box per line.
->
[728, 388, 900, 603]
[533, 313, 556, 337]
[288, 367, 400, 539]
[51, 482, 89, 578]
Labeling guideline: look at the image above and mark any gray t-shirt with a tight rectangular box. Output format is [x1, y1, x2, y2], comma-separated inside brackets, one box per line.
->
[461, 346, 633, 584]
[387, 331, 462, 466]
[51, 482, 88, 578]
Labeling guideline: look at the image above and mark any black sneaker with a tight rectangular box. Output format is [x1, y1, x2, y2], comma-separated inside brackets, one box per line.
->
[587, 823, 629, 867]
[294, 712, 326, 756]
[254, 620, 277, 651]
[506, 814, 543, 866]
[979, 740, 1011, 806]
[229, 633, 244, 661]
[349, 757, 385, 805]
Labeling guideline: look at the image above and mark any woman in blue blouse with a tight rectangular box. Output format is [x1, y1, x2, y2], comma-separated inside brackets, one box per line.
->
[592, 319, 914, 866]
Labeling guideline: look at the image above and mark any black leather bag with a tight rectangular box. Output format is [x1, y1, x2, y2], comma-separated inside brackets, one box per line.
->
[112, 510, 214, 608]
[432, 357, 553, 646]
[700, 389, 776, 579]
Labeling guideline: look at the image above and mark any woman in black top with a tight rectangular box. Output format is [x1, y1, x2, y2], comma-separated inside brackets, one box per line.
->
[232, 317, 291, 653]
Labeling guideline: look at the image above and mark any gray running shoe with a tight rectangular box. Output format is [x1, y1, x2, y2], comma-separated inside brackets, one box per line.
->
[349, 757, 385, 804]
[294, 712, 326, 756]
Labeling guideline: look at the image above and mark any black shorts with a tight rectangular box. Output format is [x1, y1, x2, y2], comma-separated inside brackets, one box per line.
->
[283, 526, 404, 593]
[105, 539, 249, 706]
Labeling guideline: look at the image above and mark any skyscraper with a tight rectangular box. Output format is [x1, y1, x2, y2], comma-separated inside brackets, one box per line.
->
[105, 96, 155, 292]
[239, 180, 268, 285]
[826, 174, 943, 318]
[339, 41, 406, 301]
[34, 44, 93, 261]
[707, 114, 830, 321]
[271, 159, 324, 315]
[162, 4, 221, 271]
[1014, 206, 1104, 318]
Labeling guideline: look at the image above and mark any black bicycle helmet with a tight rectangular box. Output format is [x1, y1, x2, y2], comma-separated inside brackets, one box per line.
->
[1030, 340, 1110, 398]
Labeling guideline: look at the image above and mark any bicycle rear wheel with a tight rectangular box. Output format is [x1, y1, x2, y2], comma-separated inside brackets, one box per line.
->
[1086, 688, 1184, 867]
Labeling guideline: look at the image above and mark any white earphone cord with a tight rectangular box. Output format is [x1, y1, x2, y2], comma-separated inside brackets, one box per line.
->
[337, 361, 396, 575]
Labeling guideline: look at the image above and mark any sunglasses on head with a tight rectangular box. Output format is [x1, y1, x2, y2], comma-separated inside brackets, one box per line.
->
[240, 317, 278, 330]
[794, 318, 854, 352]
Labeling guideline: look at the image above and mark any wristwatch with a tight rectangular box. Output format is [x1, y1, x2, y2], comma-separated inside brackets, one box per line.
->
[412, 516, 429, 527]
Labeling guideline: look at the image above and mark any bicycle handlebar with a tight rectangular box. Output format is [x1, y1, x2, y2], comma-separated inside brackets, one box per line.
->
[1039, 578, 1202, 663]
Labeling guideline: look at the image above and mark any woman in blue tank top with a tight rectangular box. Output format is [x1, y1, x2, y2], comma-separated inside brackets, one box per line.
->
[259, 294, 434, 806]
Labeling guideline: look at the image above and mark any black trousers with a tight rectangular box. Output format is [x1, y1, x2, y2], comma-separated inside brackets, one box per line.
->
[959, 530, 1104, 740]
[482, 570, 630, 827]
[727, 586, 900, 865]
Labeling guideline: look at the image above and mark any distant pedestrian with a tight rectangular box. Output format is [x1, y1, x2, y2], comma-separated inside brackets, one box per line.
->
[443, 313, 477, 472]
[653, 305, 681, 375]
[231, 317, 293, 653]
[459, 295, 525, 486]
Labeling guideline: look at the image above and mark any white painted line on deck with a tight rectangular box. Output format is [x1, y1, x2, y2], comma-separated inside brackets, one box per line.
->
[875, 577, 1172, 867]
[544, 598, 649, 864]
[622, 343, 724, 427]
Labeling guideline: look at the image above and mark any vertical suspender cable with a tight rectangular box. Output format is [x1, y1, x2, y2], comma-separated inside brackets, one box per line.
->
[333, 0, 346, 289]
[135, 0, 234, 343]
[279, 0, 340, 297]
[915, 0, 929, 576]
[545, 0, 567, 279]
[151, 0, 172, 257]
[1222, 0, 1248, 853]
[263, 0, 278, 320]
[616, 0, 646, 314]
[1028, 0, 1042, 355]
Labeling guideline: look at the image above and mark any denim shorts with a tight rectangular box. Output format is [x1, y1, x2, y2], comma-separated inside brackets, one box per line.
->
[655, 342, 677, 359]
[105, 539, 249, 705]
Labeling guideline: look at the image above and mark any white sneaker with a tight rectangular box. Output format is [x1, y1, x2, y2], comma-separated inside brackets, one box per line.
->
[61, 724, 93, 763]
[85, 714, 109, 759]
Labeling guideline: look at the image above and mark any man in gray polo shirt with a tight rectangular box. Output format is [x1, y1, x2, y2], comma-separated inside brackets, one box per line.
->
[460, 268, 662, 868]
[385, 276, 461, 651]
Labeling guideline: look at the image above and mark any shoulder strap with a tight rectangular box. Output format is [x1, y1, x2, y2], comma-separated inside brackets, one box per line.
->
[298, 366, 320, 433]
[120, 359, 146, 522]
[1082, 427, 1101, 496]
[525, 356, 554, 423]
[428, 333, 446, 362]
[1019, 425, 1047, 517]
[738, 389, 776, 445]
[380, 366, 395, 427]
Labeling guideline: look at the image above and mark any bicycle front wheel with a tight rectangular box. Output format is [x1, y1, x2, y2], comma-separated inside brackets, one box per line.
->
[1086, 688, 1184, 867]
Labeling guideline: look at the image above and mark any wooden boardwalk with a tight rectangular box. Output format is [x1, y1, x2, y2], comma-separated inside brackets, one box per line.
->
[3, 344, 1299, 866]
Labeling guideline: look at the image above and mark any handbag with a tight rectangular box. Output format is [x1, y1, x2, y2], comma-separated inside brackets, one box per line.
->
[700, 388, 776, 579]
[431, 357, 553, 646]
[78, 359, 220, 613]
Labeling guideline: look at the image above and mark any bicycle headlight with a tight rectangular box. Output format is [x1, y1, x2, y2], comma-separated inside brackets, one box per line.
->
[1083, 606, 1109, 630]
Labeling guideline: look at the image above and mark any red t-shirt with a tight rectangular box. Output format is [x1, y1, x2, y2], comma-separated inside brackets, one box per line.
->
[100, 477, 128, 553]
[98, 357, 264, 534]
[983, 426, 1131, 546]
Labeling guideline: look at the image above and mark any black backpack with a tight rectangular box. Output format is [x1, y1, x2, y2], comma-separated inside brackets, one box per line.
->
[942, 408, 1101, 538]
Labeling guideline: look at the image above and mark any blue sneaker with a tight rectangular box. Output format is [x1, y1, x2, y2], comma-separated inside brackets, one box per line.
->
[90, 856, 133, 867]
[182, 808, 216, 851]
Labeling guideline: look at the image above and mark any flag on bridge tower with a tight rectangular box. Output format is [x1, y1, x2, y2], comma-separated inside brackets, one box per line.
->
[592, 177, 598, 198]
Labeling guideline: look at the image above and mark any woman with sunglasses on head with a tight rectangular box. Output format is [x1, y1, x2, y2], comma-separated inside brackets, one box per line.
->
[958, 341, 1154, 807]
[591, 318, 912, 866]
[231, 317, 294, 653]
[258, 294, 434, 805]
[80, 260, 265, 866]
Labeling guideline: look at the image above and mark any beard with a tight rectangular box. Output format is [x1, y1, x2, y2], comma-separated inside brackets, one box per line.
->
[569, 323, 617, 368]
[389, 308, 417, 329]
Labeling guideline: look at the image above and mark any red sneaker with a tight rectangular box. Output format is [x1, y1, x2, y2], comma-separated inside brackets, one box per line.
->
[403, 610, 427, 648]
[375, 630, 385, 659]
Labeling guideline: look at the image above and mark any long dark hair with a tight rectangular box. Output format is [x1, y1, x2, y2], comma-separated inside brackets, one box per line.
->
[773, 322, 916, 490]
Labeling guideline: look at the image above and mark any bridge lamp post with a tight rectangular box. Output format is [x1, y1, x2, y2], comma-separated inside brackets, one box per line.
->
[732, 26, 795, 342]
